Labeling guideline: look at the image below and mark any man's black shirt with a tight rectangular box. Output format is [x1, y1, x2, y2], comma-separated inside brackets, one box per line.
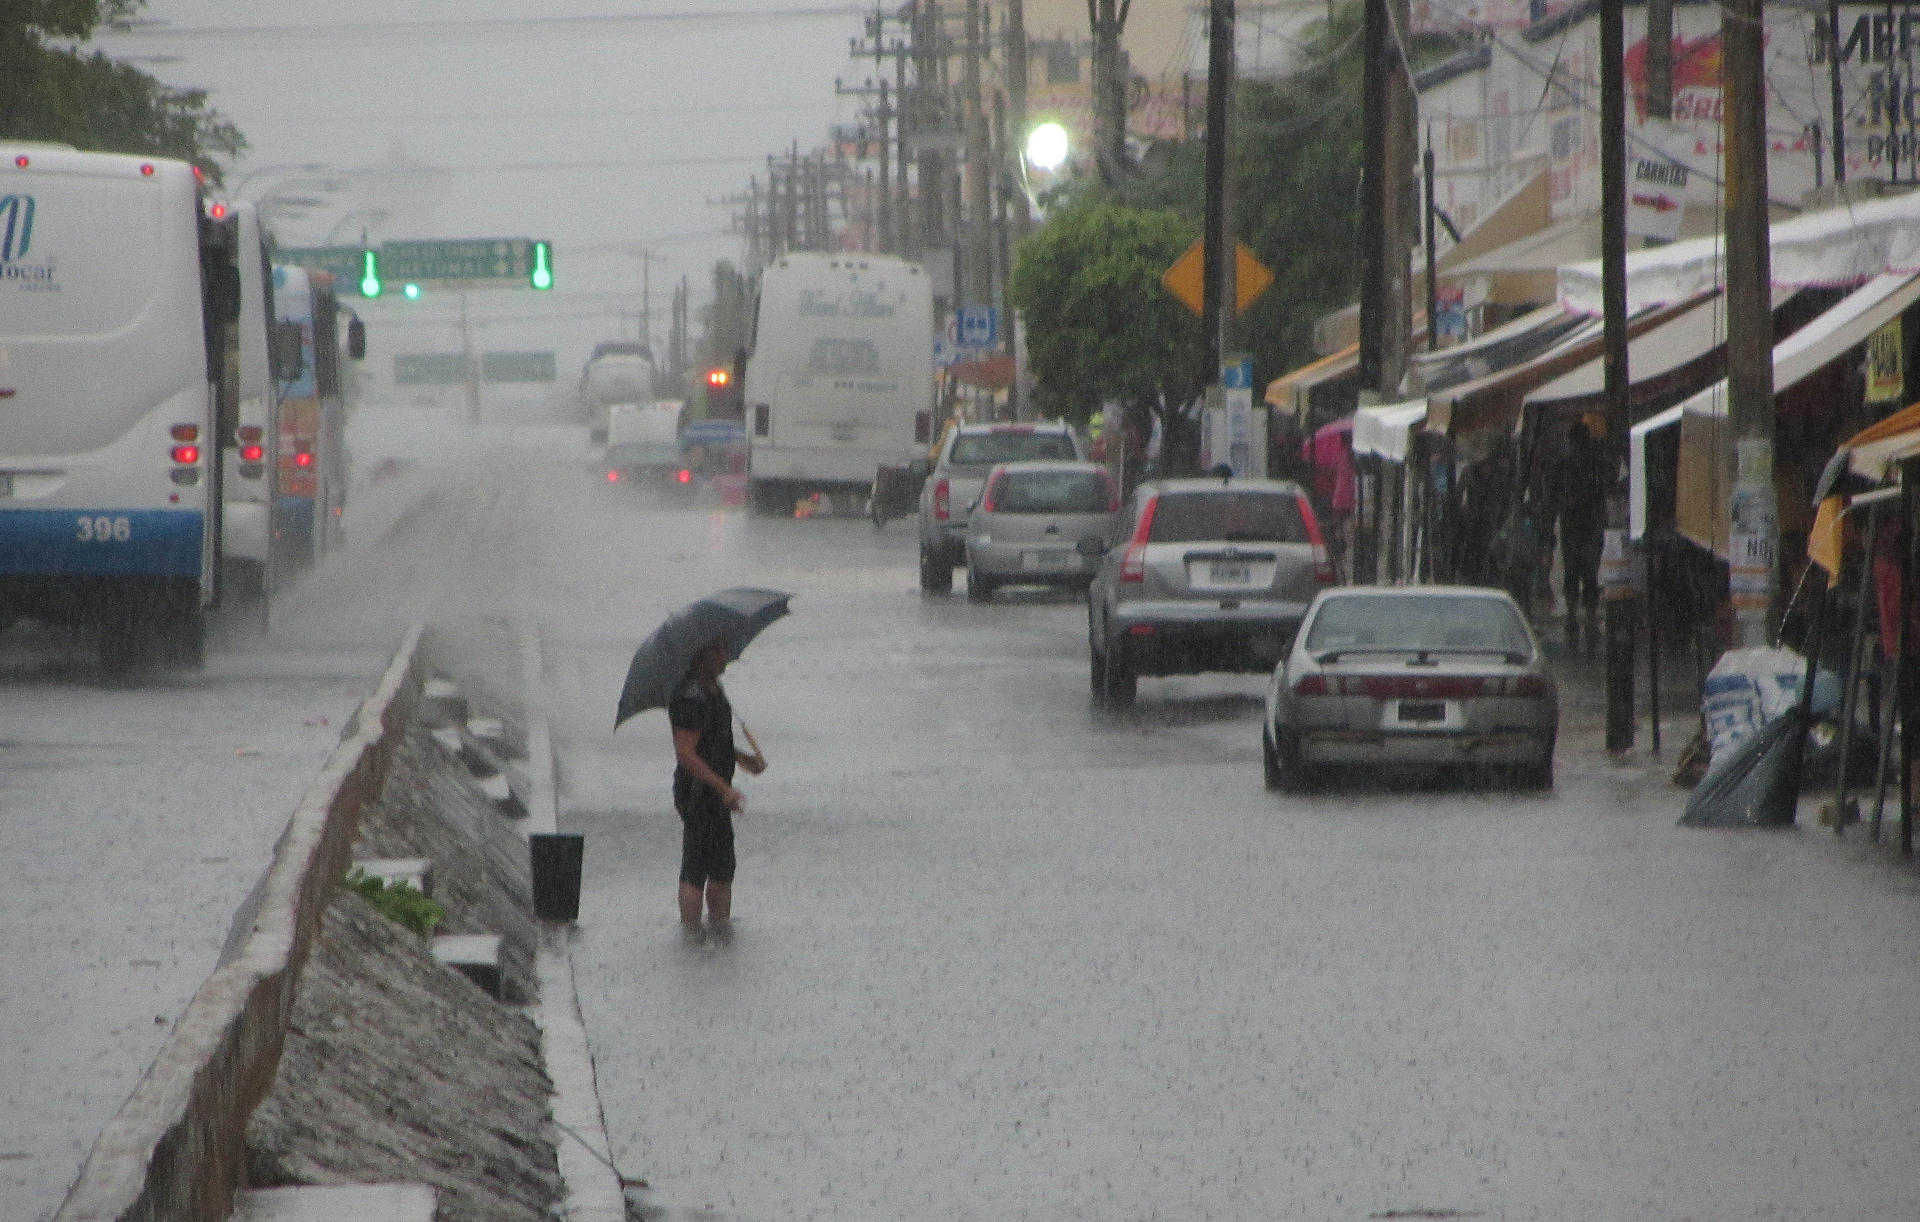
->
[668, 676, 735, 814]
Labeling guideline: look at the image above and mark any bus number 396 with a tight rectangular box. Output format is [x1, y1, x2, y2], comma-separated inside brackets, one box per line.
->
[76, 516, 132, 542]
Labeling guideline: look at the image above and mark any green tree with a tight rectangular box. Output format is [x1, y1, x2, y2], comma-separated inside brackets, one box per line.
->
[699, 260, 750, 370]
[1006, 200, 1204, 443]
[0, 2, 246, 180]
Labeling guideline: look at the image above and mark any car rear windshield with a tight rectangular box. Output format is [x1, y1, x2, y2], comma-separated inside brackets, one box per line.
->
[993, 469, 1109, 514]
[1147, 491, 1306, 544]
[1304, 594, 1533, 655]
[950, 431, 1077, 466]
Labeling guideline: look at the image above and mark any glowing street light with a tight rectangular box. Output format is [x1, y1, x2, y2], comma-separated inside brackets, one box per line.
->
[1025, 122, 1071, 172]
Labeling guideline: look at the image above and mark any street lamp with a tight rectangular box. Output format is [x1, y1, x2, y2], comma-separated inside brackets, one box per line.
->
[1024, 122, 1070, 172]
[227, 161, 330, 199]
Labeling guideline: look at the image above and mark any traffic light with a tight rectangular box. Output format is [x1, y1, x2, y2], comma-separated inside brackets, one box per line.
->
[358, 249, 382, 298]
[529, 240, 553, 290]
[402, 282, 422, 300]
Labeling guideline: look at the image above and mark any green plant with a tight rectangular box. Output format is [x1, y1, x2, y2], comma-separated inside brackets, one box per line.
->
[344, 870, 446, 938]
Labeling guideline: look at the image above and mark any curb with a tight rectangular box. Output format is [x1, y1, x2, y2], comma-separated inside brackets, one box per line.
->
[55, 625, 427, 1222]
[519, 618, 629, 1221]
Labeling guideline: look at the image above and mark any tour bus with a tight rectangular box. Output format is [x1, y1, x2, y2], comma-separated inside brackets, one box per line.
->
[741, 252, 933, 516]
[271, 264, 350, 569]
[219, 200, 280, 614]
[0, 144, 239, 670]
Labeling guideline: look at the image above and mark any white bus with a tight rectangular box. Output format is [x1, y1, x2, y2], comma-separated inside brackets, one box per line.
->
[742, 252, 932, 516]
[219, 200, 279, 614]
[0, 145, 239, 670]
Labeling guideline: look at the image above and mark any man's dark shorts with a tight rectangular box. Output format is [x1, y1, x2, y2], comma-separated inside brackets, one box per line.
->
[679, 802, 736, 887]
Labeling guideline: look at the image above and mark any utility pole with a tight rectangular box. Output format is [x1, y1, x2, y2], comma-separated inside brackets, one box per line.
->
[1194, 0, 1235, 477]
[1359, 0, 1413, 397]
[965, 0, 992, 307]
[1006, 0, 1031, 240]
[1088, 0, 1133, 182]
[1600, 0, 1635, 750]
[1724, 0, 1776, 648]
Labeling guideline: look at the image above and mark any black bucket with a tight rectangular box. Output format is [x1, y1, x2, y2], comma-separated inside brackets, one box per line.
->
[529, 833, 584, 921]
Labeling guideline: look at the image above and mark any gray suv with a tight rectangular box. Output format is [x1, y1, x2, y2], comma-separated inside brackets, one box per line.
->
[917, 421, 1083, 592]
[1085, 474, 1338, 703]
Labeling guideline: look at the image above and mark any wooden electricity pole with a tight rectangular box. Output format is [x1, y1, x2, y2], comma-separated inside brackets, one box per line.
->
[1724, 0, 1776, 647]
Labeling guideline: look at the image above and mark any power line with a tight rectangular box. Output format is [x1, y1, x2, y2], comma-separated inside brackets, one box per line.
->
[98, 7, 868, 42]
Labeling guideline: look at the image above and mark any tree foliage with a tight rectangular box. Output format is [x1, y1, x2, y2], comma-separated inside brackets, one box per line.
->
[700, 260, 751, 369]
[0, 1, 246, 181]
[1006, 200, 1204, 430]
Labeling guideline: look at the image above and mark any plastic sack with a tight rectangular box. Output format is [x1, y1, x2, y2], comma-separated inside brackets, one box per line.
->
[1700, 647, 1808, 775]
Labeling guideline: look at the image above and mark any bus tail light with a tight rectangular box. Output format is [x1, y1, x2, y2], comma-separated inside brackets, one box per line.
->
[294, 452, 313, 468]
[170, 445, 199, 465]
[239, 445, 265, 462]
[676, 468, 693, 484]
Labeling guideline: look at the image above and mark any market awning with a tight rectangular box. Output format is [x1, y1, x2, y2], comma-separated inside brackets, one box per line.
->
[1428, 296, 1700, 444]
[1559, 188, 1920, 314]
[1841, 399, 1920, 482]
[1352, 400, 1428, 462]
[1264, 343, 1358, 414]
[1523, 290, 1736, 411]
[1408, 303, 1588, 393]
[1673, 272, 1920, 555]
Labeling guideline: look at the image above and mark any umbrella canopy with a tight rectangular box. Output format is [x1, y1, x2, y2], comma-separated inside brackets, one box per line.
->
[614, 587, 792, 727]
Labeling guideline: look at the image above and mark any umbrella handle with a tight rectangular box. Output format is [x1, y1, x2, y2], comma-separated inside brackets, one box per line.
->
[736, 715, 767, 768]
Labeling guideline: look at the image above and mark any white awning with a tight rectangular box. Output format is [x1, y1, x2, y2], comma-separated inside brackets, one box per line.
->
[1558, 188, 1920, 314]
[1671, 272, 1920, 555]
[1523, 292, 1729, 407]
[1352, 400, 1429, 462]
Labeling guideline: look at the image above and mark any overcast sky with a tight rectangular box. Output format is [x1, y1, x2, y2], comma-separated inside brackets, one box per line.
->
[94, 0, 877, 363]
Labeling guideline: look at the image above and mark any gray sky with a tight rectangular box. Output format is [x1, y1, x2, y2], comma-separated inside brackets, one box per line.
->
[95, 0, 875, 363]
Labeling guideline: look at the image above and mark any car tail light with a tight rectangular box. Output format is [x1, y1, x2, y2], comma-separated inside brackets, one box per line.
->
[1482, 675, 1550, 698]
[606, 470, 620, 483]
[932, 477, 951, 521]
[171, 423, 199, 442]
[677, 468, 692, 484]
[1294, 675, 1329, 696]
[1298, 494, 1337, 584]
[171, 444, 199, 465]
[980, 472, 1002, 513]
[1119, 496, 1158, 583]
[240, 444, 265, 462]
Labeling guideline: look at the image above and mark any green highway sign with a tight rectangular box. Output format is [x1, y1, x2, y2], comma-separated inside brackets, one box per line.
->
[277, 245, 364, 286]
[481, 351, 558, 383]
[394, 352, 472, 385]
[383, 238, 536, 285]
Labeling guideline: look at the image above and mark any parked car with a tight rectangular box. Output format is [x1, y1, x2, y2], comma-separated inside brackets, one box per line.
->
[918, 421, 1084, 592]
[962, 461, 1120, 602]
[1262, 584, 1558, 792]
[1086, 474, 1337, 703]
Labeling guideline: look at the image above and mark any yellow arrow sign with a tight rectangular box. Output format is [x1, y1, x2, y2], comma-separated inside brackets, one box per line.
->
[1161, 239, 1275, 317]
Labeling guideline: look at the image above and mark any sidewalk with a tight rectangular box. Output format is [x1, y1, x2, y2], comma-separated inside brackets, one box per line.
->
[1538, 609, 1705, 788]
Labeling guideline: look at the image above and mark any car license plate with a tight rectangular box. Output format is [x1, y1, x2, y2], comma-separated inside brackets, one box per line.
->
[1022, 548, 1070, 570]
[1209, 560, 1251, 583]
[1398, 700, 1446, 723]
[0, 473, 10, 498]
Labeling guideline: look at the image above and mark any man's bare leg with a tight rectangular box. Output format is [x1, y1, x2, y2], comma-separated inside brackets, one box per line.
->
[679, 881, 704, 932]
[706, 882, 732, 940]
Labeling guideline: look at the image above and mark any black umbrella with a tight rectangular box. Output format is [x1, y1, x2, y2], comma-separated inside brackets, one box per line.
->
[614, 587, 792, 727]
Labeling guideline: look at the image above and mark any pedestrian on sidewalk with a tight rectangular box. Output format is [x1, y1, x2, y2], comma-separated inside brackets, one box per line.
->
[1553, 420, 1607, 652]
[668, 638, 766, 942]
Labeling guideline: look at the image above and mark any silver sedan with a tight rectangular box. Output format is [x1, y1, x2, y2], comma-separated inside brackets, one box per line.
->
[1263, 585, 1558, 791]
[962, 461, 1118, 602]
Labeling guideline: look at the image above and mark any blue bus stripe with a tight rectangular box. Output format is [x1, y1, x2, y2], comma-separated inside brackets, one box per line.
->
[0, 510, 204, 577]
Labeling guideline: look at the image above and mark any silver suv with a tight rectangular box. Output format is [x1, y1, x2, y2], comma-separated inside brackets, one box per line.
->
[917, 421, 1083, 592]
[1085, 474, 1338, 703]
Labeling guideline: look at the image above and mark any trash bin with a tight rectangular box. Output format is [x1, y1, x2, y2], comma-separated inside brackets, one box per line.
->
[528, 833, 584, 921]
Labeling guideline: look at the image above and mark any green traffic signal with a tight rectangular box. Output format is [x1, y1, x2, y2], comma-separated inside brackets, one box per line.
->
[358, 249, 382, 298]
[529, 240, 553, 290]
[403, 282, 421, 300]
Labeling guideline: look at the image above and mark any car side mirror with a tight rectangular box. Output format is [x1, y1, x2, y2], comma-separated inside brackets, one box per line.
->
[1076, 535, 1107, 559]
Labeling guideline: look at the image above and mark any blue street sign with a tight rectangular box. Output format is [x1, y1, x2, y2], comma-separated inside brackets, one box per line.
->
[1221, 357, 1253, 390]
[957, 305, 998, 348]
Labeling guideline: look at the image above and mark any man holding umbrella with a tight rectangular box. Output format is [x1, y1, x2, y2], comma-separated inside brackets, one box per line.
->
[669, 637, 766, 940]
[618, 588, 790, 941]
